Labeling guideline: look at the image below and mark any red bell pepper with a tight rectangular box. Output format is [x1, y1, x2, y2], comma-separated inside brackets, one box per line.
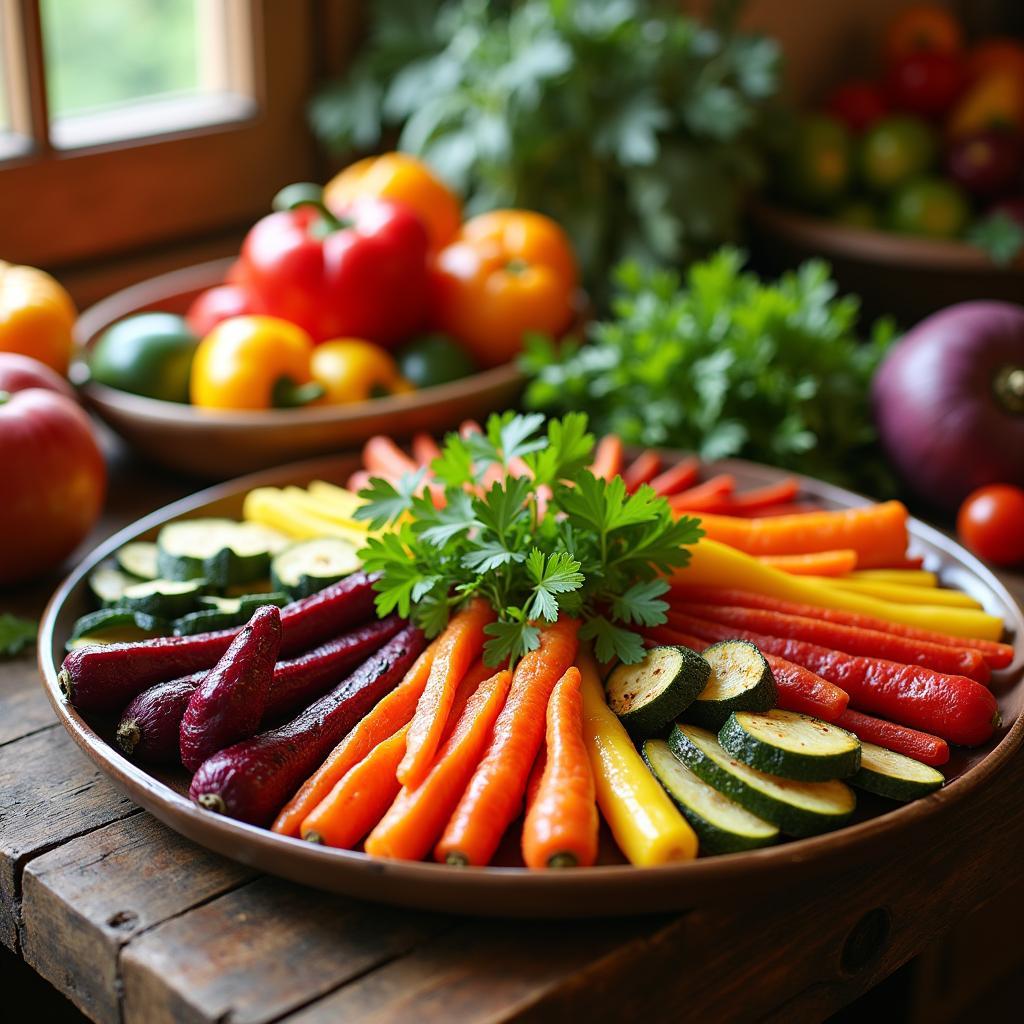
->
[239, 184, 430, 346]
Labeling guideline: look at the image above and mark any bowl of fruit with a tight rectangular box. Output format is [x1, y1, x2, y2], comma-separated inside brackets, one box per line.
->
[749, 5, 1024, 324]
[75, 153, 583, 479]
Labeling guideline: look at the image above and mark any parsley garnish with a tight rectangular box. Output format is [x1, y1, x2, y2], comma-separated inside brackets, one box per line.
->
[355, 412, 702, 666]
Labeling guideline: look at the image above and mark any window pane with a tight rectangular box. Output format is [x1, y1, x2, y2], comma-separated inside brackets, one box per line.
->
[41, 0, 201, 119]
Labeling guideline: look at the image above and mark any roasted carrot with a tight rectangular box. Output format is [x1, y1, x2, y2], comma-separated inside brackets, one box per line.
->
[721, 478, 800, 512]
[666, 610, 999, 746]
[398, 598, 495, 788]
[643, 624, 849, 722]
[521, 667, 598, 869]
[363, 435, 419, 479]
[670, 601, 990, 683]
[364, 669, 512, 861]
[668, 585, 1014, 668]
[412, 433, 442, 467]
[649, 456, 699, 496]
[690, 501, 909, 569]
[669, 474, 736, 512]
[622, 451, 662, 492]
[835, 709, 949, 767]
[591, 434, 624, 480]
[301, 724, 409, 847]
[271, 640, 438, 837]
[436, 617, 581, 867]
[757, 550, 859, 576]
[300, 657, 493, 846]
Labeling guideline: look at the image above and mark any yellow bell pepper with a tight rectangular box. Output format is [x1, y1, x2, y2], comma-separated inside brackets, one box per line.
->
[819, 577, 981, 609]
[310, 339, 413, 404]
[845, 569, 938, 588]
[0, 261, 76, 374]
[671, 539, 1004, 640]
[190, 315, 323, 410]
[578, 647, 698, 865]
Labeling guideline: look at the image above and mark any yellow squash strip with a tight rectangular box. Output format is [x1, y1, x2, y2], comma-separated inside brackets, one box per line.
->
[671, 539, 1003, 641]
[578, 647, 698, 866]
[243, 487, 368, 545]
[845, 569, 938, 588]
[820, 577, 981, 609]
[281, 486, 370, 534]
[306, 480, 367, 520]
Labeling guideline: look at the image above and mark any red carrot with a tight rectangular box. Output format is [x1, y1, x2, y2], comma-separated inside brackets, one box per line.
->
[649, 457, 699, 496]
[669, 474, 736, 512]
[643, 624, 848, 722]
[592, 435, 624, 481]
[666, 610, 999, 746]
[670, 601, 990, 683]
[622, 451, 662, 491]
[835, 708, 949, 767]
[668, 586, 1014, 669]
[721, 478, 800, 512]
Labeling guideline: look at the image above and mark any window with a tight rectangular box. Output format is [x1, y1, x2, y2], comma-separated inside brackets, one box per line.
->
[0, 0, 317, 293]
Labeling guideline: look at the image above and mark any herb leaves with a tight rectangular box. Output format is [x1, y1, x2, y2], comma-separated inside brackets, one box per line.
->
[355, 412, 702, 666]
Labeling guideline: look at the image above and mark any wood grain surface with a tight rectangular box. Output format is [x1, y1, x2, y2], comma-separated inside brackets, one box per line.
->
[2, 440, 1022, 1024]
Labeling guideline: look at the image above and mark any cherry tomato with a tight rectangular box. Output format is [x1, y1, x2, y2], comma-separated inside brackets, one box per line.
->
[884, 5, 963, 63]
[826, 80, 888, 134]
[885, 52, 963, 118]
[957, 484, 1024, 565]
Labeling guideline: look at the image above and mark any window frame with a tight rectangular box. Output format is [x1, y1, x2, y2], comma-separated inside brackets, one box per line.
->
[0, 0, 317, 272]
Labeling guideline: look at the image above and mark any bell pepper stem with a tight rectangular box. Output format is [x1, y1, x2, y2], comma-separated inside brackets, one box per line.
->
[272, 182, 351, 237]
[272, 378, 325, 409]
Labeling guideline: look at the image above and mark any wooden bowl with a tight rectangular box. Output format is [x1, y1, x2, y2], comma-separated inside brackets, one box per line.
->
[36, 454, 1024, 919]
[748, 201, 1024, 326]
[74, 259, 525, 479]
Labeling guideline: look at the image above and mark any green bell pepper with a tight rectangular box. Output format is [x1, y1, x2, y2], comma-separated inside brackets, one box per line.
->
[395, 332, 477, 389]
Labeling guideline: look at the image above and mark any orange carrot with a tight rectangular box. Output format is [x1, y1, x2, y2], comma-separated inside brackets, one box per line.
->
[346, 469, 374, 493]
[271, 640, 438, 837]
[669, 474, 736, 512]
[398, 598, 495, 788]
[693, 501, 909, 569]
[731, 502, 824, 518]
[521, 667, 597, 869]
[525, 744, 546, 813]
[412, 433, 441, 467]
[363, 435, 419, 478]
[591, 435, 624, 480]
[722, 478, 800, 511]
[299, 657, 493, 847]
[301, 724, 409, 848]
[757, 549, 859, 576]
[364, 669, 512, 861]
[435, 617, 580, 867]
[649, 456, 699, 496]
[622, 451, 661, 491]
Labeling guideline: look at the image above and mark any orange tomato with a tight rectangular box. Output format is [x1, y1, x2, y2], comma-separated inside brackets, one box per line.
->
[324, 153, 461, 252]
[884, 5, 962, 63]
[429, 210, 578, 369]
[311, 339, 413, 404]
[965, 38, 1024, 85]
[0, 261, 76, 375]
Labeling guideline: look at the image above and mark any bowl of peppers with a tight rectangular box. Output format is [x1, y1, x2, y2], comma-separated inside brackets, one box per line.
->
[75, 153, 584, 479]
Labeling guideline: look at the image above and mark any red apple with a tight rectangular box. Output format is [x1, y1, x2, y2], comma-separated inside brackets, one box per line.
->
[0, 361, 106, 585]
[0, 351, 75, 400]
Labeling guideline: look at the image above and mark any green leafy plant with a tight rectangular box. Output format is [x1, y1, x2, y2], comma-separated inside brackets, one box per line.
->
[0, 614, 36, 658]
[355, 411, 702, 666]
[310, 0, 778, 291]
[523, 248, 898, 494]
[968, 212, 1024, 267]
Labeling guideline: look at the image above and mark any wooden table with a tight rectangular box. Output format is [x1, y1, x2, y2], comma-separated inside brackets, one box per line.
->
[3, 439, 1023, 1024]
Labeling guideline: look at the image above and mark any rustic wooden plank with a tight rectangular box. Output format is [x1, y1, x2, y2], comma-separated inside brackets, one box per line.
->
[21, 814, 256, 1024]
[0, 656, 55, 748]
[0, 726, 138, 952]
[120, 876, 451, 1024]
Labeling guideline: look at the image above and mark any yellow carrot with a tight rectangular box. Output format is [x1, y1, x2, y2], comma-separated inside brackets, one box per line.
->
[243, 487, 367, 544]
[671, 539, 1003, 641]
[578, 647, 697, 866]
[820, 577, 981, 609]
[846, 569, 938, 588]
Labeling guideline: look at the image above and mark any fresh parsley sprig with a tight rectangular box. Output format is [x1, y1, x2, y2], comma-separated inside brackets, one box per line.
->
[354, 412, 702, 666]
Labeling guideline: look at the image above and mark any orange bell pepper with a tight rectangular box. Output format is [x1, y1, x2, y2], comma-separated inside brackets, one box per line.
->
[311, 339, 413, 404]
[430, 210, 578, 368]
[0, 261, 76, 375]
[190, 315, 324, 410]
[324, 152, 462, 252]
[947, 70, 1024, 137]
